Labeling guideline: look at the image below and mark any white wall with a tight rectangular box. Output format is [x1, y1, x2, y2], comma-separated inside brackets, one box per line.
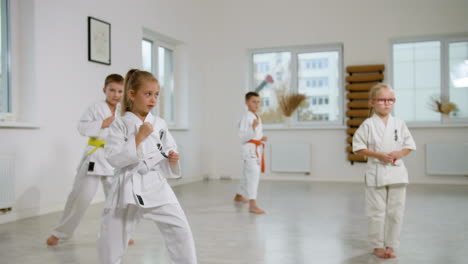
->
[0, 0, 212, 223]
[1, 0, 468, 224]
[200, 0, 468, 184]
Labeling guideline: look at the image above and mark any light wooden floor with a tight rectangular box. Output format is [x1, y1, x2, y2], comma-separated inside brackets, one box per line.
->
[0, 180, 467, 264]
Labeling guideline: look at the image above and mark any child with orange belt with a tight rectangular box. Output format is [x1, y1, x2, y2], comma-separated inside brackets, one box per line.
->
[234, 92, 267, 214]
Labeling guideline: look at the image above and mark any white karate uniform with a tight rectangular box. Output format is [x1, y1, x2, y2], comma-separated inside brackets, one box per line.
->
[353, 114, 416, 249]
[51, 101, 117, 239]
[237, 111, 263, 200]
[97, 112, 196, 264]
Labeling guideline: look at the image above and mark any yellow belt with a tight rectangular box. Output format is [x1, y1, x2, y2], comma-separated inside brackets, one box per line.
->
[87, 138, 105, 155]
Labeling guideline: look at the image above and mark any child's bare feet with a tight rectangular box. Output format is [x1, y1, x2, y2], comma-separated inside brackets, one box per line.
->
[234, 194, 248, 203]
[46, 235, 59, 246]
[248, 200, 265, 214]
[373, 248, 388, 259]
[249, 206, 265, 214]
[385, 247, 396, 258]
[128, 239, 135, 245]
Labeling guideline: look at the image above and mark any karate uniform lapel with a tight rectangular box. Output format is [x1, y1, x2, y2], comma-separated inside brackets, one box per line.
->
[372, 114, 394, 186]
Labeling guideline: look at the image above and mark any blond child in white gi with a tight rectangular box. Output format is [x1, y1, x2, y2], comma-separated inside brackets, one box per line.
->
[353, 83, 416, 259]
[97, 69, 197, 264]
[46, 74, 125, 246]
[234, 92, 267, 214]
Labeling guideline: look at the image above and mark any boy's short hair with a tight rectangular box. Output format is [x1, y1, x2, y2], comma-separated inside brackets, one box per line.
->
[104, 74, 124, 87]
[245, 91, 260, 101]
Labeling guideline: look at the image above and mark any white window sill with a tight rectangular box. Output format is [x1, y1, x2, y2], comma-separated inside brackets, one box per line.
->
[168, 127, 189, 131]
[0, 122, 40, 129]
[407, 123, 468, 129]
[264, 125, 347, 131]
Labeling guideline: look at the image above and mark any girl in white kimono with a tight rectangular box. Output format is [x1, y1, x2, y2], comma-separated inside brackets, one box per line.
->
[46, 74, 125, 246]
[234, 92, 267, 214]
[97, 69, 197, 264]
[353, 83, 416, 259]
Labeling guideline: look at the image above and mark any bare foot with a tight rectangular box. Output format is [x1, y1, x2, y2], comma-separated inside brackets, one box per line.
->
[373, 248, 388, 259]
[234, 194, 248, 203]
[46, 235, 59, 246]
[385, 247, 396, 258]
[128, 239, 135, 245]
[249, 206, 265, 214]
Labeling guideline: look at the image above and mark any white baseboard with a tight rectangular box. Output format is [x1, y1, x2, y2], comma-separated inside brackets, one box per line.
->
[0, 176, 205, 225]
[168, 175, 205, 186]
[214, 174, 468, 185]
[0, 197, 106, 225]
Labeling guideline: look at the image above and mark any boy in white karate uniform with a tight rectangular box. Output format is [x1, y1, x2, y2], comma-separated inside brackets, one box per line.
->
[97, 69, 196, 264]
[234, 92, 267, 214]
[353, 83, 416, 259]
[47, 74, 125, 246]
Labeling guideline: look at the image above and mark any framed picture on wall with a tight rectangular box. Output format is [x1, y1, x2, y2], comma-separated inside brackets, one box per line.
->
[88, 16, 111, 65]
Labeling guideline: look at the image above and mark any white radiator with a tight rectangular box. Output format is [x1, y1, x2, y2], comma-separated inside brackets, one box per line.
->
[426, 143, 468, 175]
[271, 143, 311, 173]
[0, 156, 14, 209]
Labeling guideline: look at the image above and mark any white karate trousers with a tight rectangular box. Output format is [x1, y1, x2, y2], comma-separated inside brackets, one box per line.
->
[237, 159, 260, 200]
[365, 184, 406, 249]
[51, 162, 114, 239]
[97, 203, 197, 264]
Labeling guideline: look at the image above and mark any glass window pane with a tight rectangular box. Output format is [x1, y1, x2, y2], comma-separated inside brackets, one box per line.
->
[393, 41, 441, 122]
[141, 39, 153, 73]
[297, 51, 340, 122]
[253, 52, 291, 124]
[157, 46, 175, 123]
[449, 41, 468, 119]
[0, 0, 9, 113]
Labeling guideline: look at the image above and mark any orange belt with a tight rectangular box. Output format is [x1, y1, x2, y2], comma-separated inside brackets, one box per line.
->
[248, 139, 265, 173]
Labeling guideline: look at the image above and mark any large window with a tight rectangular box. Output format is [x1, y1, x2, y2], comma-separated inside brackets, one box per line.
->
[141, 36, 175, 124]
[250, 44, 343, 126]
[0, 0, 10, 115]
[392, 34, 468, 124]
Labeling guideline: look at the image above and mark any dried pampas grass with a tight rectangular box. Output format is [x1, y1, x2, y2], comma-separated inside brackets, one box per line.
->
[430, 96, 457, 115]
[276, 87, 306, 117]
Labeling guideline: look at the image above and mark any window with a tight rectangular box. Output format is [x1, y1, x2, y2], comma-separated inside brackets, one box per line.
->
[0, 0, 10, 115]
[392, 34, 468, 124]
[449, 41, 468, 119]
[276, 72, 283, 81]
[257, 62, 270, 73]
[303, 77, 329, 88]
[303, 58, 328, 70]
[141, 39, 153, 72]
[250, 45, 343, 126]
[297, 50, 341, 123]
[309, 95, 329, 106]
[141, 36, 176, 124]
[252, 52, 291, 125]
[262, 97, 270, 107]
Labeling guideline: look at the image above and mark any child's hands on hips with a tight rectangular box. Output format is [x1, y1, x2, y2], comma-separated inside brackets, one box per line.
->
[168, 150, 179, 164]
[261, 136, 268, 142]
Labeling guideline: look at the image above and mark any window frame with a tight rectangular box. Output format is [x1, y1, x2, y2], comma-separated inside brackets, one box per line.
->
[141, 38, 154, 73]
[142, 32, 178, 127]
[0, 0, 11, 117]
[389, 33, 468, 126]
[247, 43, 344, 129]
